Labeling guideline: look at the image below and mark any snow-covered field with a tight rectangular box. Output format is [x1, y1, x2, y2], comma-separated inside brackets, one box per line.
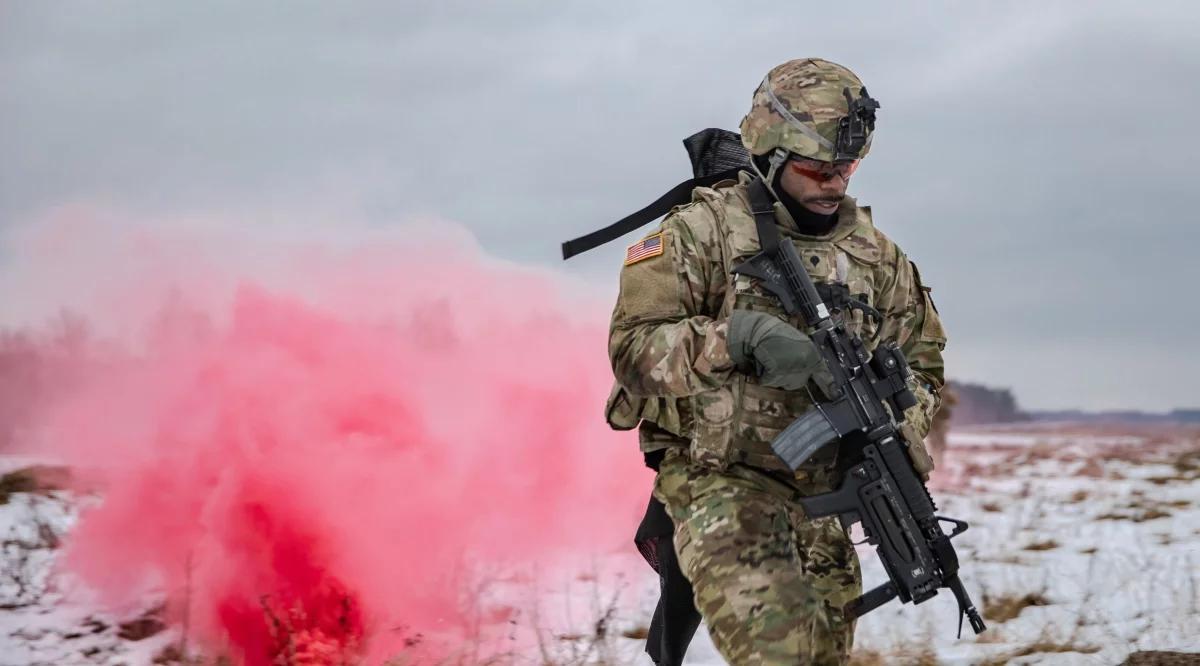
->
[3, 424, 1199, 665]
[848, 424, 1200, 665]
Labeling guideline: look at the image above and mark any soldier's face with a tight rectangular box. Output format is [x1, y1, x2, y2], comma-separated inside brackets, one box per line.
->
[780, 158, 855, 215]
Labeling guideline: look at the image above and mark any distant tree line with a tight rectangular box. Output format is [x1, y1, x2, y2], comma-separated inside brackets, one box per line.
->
[945, 381, 1028, 427]
[0, 313, 90, 450]
[943, 381, 1200, 426]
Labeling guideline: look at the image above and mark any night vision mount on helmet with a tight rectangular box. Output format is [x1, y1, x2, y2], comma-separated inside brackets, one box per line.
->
[835, 87, 879, 162]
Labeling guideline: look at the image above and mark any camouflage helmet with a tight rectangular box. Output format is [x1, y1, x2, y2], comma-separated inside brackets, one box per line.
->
[740, 58, 880, 164]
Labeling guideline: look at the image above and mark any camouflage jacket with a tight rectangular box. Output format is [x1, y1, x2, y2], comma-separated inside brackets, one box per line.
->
[606, 171, 946, 478]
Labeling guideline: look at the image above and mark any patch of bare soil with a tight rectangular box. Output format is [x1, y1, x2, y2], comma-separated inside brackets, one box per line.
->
[0, 465, 70, 503]
[1122, 651, 1200, 665]
[982, 592, 1050, 623]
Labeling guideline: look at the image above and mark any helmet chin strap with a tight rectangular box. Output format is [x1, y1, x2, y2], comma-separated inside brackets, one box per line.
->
[749, 147, 789, 201]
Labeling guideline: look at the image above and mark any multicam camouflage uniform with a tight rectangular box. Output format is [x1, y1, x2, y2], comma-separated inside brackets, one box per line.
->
[606, 59, 947, 665]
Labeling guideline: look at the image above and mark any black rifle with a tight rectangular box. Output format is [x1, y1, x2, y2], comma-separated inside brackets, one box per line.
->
[732, 178, 986, 637]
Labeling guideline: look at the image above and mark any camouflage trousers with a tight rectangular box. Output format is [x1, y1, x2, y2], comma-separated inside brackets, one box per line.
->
[653, 449, 861, 665]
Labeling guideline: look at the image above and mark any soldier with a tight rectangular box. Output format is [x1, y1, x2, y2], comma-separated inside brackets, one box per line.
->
[606, 58, 946, 664]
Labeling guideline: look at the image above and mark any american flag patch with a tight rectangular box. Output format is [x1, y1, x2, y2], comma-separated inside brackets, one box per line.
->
[624, 232, 665, 265]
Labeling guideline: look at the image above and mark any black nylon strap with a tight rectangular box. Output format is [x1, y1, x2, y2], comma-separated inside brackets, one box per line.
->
[560, 168, 741, 260]
[745, 176, 782, 257]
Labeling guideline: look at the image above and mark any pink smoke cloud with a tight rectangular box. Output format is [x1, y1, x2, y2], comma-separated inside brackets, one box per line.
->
[2, 207, 648, 663]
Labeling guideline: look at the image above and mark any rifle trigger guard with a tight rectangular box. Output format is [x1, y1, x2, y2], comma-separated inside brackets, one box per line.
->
[936, 515, 969, 539]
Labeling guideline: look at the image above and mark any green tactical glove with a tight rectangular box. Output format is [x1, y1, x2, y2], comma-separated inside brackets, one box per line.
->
[727, 310, 837, 395]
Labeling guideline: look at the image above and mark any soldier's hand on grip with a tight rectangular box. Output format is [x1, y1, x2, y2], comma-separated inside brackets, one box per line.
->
[727, 310, 836, 394]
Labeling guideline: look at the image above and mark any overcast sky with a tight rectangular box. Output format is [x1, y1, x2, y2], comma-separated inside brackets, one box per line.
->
[2, 1, 1198, 411]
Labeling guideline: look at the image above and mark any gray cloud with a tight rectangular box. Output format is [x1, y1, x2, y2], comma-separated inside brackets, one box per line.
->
[2, 1, 1197, 410]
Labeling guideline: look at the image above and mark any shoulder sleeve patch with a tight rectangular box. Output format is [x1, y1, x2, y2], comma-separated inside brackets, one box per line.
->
[624, 232, 666, 266]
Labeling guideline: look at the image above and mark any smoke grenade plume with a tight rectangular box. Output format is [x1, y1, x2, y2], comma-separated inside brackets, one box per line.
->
[0, 207, 647, 663]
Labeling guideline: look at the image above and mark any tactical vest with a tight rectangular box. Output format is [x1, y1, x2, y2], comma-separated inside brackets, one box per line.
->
[609, 173, 890, 481]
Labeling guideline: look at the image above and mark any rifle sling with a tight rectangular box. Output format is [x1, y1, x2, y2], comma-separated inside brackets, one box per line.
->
[745, 176, 783, 258]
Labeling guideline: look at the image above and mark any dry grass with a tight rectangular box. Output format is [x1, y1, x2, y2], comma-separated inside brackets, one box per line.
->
[850, 646, 938, 666]
[848, 649, 888, 666]
[1096, 509, 1171, 523]
[117, 603, 167, 641]
[1076, 458, 1107, 478]
[1016, 641, 1101, 656]
[1024, 539, 1059, 551]
[974, 627, 1007, 644]
[151, 644, 215, 665]
[1172, 450, 1200, 477]
[1137, 509, 1169, 522]
[0, 465, 70, 504]
[1122, 651, 1200, 665]
[982, 592, 1050, 623]
[1095, 496, 1183, 523]
[980, 641, 1101, 664]
[526, 567, 633, 666]
[618, 626, 648, 640]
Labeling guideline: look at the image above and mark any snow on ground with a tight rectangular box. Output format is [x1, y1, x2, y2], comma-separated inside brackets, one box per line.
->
[0, 478, 176, 666]
[843, 425, 1200, 665]
[609, 425, 1200, 665]
[3, 425, 1199, 664]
